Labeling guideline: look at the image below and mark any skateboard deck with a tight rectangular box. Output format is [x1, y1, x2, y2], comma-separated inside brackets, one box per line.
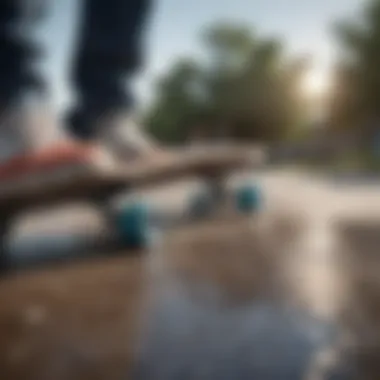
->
[0, 147, 259, 216]
[0, 147, 263, 270]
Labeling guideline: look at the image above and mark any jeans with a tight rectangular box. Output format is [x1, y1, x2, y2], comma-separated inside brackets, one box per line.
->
[0, 0, 152, 139]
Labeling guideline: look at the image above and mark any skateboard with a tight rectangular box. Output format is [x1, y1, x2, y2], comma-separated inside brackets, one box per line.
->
[0, 147, 264, 271]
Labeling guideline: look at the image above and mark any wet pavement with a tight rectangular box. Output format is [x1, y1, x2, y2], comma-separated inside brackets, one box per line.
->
[133, 274, 334, 380]
[4, 169, 378, 379]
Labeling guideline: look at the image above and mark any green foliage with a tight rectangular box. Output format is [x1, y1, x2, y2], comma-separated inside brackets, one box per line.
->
[145, 59, 205, 143]
[145, 22, 308, 144]
[330, 0, 380, 138]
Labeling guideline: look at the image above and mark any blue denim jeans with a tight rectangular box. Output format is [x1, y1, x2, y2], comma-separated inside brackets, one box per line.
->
[0, 0, 152, 138]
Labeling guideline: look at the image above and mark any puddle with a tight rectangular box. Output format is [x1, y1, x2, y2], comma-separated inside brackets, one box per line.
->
[134, 276, 335, 380]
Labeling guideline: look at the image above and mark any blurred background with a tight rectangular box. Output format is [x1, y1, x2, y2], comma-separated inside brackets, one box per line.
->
[1, 1, 380, 379]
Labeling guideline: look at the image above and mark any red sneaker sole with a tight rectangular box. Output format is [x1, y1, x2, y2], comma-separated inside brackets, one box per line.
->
[0, 143, 98, 181]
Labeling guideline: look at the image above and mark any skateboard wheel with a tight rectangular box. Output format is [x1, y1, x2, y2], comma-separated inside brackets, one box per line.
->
[116, 203, 156, 248]
[188, 191, 214, 219]
[235, 183, 262, 213]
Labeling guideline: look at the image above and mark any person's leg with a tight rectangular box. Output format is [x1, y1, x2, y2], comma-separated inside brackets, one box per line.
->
[0, 0, 110, 183]
[0, 0, 50, 164]
[68, 0, 152, 141]
[0, 0, 46, 108]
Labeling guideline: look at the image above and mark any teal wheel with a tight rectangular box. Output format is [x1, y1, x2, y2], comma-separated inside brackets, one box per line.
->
[115, 203, 157, 249]
[235, 183, 263, 213]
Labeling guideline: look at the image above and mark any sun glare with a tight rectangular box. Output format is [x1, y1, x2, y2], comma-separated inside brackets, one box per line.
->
[302, 69, 331, 98]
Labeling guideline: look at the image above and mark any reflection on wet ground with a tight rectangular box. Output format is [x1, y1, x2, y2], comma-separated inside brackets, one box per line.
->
[131, 211, 341, 380]
[6, 206, 340, 380]
[8, 229, 337, 378]
[134, 276, 334, 380]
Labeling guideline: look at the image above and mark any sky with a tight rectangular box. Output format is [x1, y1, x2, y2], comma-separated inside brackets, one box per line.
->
[36, 0, 363, 111]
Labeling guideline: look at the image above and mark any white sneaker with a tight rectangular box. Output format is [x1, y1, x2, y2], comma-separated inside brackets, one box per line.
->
[94, 111, 165, 162]
[0, 101, 116, 183]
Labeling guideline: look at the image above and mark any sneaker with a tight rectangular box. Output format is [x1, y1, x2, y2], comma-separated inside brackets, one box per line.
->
[0, 101, 114, 184]
[93, 111, 169, 163]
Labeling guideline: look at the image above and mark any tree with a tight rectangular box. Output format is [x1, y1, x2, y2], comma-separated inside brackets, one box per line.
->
[145, 59, 205, 143]
[329, 0, 380, 142]
[145, 22, 308, 144]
